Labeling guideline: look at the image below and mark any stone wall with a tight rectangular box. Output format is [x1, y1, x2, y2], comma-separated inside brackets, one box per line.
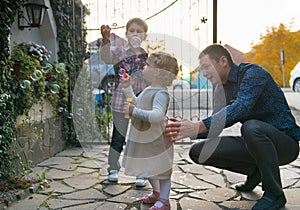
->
[13, 101, 65, 166]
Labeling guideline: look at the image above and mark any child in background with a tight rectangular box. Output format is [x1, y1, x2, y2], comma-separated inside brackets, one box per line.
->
[121, 51, 179, 210]
[100, 18, 148, 187]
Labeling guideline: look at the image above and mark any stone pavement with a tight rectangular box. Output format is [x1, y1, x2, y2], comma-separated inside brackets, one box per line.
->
[7, 109, 300, 210]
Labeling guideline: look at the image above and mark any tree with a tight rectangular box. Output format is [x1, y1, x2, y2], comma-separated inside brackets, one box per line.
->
[245, 23, 300, 87]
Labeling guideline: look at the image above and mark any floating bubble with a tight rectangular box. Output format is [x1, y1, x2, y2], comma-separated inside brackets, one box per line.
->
[55, 63, 65, 73]
[0, 93, 10, 102]
[31, 69, 43, 81]
[58, 107, 64, 112]
[43, 63, 53, 74]
[119, 68, 125, 77]
[131, 36, 141, 48]
[77, 108, 83, 116]
[50, 84, 60, 94]
[68, 113, 73, 119]
[20, 80, 31, 89]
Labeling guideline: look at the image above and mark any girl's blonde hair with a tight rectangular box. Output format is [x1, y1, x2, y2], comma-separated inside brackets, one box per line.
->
[147, 51, 179, 87]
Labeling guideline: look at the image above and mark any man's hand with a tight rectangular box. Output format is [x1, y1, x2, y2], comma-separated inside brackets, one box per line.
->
[164, 119, 201, 142]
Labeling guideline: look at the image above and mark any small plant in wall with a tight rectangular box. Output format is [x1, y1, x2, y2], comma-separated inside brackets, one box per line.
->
[10, 41, 68, 116]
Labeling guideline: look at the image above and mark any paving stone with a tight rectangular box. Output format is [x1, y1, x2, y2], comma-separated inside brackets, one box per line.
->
[79, 159, 103, 169]
[76, 166, 98, 174]
[63, 173, 100, 190]
[26, 166, 48, 179]
[281, 168, 300, 179]
[178, 164, 216, 175]
[72, 157, 87, 164]
[40, 180, 75, 194]
[172, 172, 216, 189]
[104, 185, 132, 196]
[82, 146, 108, 158]
[49, 163, 78, 171]
[290, 159, 300, 167]
[204, 165, 223, 173]
[8, 194, 48, 210]
[170, 193, 185, 200]
[239, 190, 262, 201]
[196, 173, 226, 187]
[45, 168, 79, 180]
[220, 200, 256, 210]
[63, 201, 105, 210]
[55, 148, 84, 157]
[171, 182, 189, 188]
[94, 202, 127, 210]
[285, 188, 300, 205]
[38, 156, 75, 167]
[172, 188, 194, 193]
[282, 177, 298, 188]
[59, 188, 107, 200]
[106, 188, 148, 203]
[189, 187, 237, 202]
[179, 197, 221, 210]
[46, 198, 92, 209]
[223, 170, 246, 185]
[6, 132, 300, 210]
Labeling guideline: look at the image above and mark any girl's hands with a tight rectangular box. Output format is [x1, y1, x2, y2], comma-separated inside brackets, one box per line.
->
[124, 102, 135, 117]
[120, 71, 131, 88]
[100, 25, 110, 44]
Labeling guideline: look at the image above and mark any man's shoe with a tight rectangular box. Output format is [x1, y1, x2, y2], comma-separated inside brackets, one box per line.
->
[252, 192, 286, 210]
[108, 170, 118, 182]
[135, 177, 147, 187]
[236, 169, 261, 192]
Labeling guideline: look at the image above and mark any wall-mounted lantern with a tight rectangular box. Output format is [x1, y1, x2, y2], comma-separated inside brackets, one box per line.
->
[18, 3, 48, 30]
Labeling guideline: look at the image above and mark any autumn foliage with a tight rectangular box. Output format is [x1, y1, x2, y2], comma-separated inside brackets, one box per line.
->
[245, 23, 300, 87]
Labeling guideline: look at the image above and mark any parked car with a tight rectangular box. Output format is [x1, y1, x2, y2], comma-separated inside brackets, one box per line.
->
[289, 61, 300, 92]
[88, 51, 115, 95]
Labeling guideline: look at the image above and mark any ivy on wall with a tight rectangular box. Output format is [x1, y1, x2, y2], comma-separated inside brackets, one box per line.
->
[0, 0, 88, 180]
[0, 0, 25, 180]
[49, 0, 89, 145]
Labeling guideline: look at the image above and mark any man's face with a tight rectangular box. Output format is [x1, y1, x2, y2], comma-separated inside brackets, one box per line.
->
[199, 55, 222, 85]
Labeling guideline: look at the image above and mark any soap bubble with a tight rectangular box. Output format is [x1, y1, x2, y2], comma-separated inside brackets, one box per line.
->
[0, 93, 10, 101]
[20, 80, 31, 89]
[119, 68, 125, 76]
[55, 63, 65, 73]
[50, 84, 60, 94]
[68, 113, 73, 119]
[131, 36, 141, 48]
[43, 63, 53, 74]
[77, 108, 83, 116]
[31, 69, 43, 81]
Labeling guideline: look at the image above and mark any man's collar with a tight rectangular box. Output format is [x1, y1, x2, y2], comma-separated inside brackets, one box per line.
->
[227, 63, 239, 83]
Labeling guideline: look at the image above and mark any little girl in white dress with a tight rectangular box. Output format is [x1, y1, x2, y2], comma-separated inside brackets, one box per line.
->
[121, 51, 179, 210]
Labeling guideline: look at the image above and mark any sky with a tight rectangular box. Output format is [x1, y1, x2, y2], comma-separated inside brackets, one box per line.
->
[218, 0, 300, 52]
[83, 0, 300, 53]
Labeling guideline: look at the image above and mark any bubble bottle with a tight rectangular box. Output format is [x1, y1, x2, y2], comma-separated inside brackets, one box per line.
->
[122, 70, 133, 118]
